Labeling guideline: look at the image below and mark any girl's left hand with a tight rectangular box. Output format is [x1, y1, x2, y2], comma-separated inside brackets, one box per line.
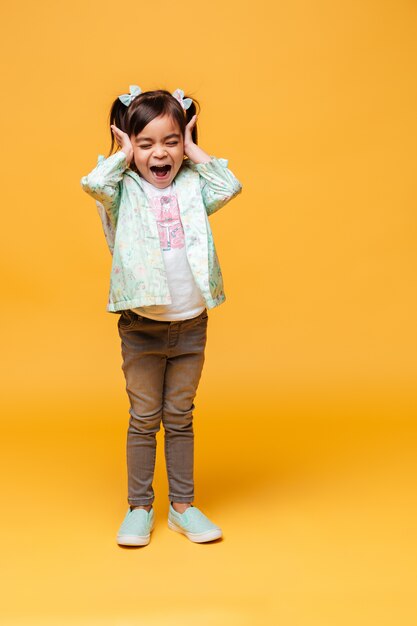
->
[184, 115, 197, 151]
[183, 115, 211, 164]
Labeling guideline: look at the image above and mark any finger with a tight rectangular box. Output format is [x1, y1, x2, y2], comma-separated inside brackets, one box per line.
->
[186, 116, 197, 130]
[111, 125, 124, 138]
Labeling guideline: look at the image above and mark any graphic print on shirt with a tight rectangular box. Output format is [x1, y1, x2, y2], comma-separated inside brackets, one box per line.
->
[149, 193, 185, 252]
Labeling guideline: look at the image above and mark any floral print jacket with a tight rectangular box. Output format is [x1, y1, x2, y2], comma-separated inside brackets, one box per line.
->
[80, 151, 242, 313]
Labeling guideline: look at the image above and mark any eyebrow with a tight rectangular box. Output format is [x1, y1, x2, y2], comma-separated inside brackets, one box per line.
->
[135, 133, 181, 143]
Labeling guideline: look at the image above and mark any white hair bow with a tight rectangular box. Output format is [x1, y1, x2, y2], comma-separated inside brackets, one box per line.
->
[172, 88, 193, 110]
[118, 85, 142, 106]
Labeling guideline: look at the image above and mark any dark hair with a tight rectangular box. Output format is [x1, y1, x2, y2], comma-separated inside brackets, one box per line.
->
[107, 89, 199, 170]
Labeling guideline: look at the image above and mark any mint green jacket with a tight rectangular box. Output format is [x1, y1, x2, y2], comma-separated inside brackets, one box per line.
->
[80, 151, 242, 313]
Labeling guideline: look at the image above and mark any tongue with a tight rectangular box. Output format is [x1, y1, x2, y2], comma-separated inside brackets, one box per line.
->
[152, 165, 170, 177]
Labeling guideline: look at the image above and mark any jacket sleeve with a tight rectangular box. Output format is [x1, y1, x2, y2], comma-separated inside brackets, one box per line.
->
[80, 151, 129, 228]
[187, 157, 243, 216]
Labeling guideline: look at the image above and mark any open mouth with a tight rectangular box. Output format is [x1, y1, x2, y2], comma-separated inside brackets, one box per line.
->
[150, 165, 172, 180]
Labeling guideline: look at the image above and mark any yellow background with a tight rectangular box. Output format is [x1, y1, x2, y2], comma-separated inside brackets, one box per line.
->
[1, 0, 417, 623]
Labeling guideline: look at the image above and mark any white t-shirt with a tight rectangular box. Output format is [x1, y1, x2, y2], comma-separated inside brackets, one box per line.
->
[131, 177, 206, 321]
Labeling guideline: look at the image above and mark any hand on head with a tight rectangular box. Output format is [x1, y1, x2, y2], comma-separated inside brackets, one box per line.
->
[111, 125, 133, 163]
[184, 115, 197, 151]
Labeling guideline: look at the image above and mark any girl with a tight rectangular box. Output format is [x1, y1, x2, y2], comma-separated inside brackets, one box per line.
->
[81, 85, 242, 546]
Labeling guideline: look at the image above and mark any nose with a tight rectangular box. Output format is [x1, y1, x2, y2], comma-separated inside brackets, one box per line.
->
[154, 145, 168, 159]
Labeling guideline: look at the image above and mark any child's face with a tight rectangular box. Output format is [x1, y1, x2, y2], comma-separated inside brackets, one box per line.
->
[131, 114, 184, 189]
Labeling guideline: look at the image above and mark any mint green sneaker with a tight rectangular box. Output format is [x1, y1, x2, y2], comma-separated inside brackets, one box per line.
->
[168, 504, 222, 543]
[117, 507, 155, 546]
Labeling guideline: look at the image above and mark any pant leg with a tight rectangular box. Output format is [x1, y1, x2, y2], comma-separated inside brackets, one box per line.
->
[118, 311, 168, 506]
[162, 310, 208, 503]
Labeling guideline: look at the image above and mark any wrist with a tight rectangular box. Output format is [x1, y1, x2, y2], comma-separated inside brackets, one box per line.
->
[184, 143, 211, 164]
[121, 148, 133, 165]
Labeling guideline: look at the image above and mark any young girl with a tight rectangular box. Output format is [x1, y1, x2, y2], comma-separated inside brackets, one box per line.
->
[81, 85, 242, 546]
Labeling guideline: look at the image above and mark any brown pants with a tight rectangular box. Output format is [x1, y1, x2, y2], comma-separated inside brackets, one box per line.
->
[117, 308, 208, 506]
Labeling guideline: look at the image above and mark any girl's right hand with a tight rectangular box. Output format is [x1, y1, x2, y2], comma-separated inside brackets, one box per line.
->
[111, 124, 134, 164]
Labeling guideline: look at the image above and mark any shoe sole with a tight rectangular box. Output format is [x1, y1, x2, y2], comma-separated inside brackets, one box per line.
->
[168, 518, 222, 543]
[117, 520, 155, 546]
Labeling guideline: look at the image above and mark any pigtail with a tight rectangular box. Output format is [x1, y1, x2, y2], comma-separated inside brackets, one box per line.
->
[107, 98, 129, 157]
